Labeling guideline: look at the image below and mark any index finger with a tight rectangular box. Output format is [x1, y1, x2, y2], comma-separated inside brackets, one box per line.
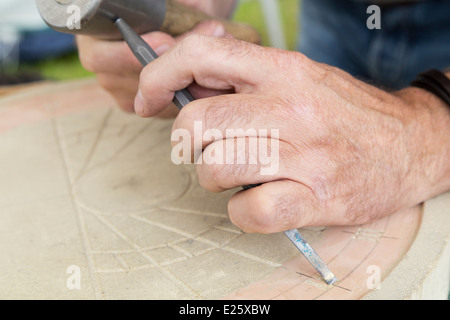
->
[135, 35, 278, 117]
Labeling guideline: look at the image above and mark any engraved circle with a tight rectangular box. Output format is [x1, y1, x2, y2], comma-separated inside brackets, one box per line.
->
[73, 159, 191, 214]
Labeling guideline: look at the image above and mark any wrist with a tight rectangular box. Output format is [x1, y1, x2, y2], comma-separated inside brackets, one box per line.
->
[395, 83, 450, 203]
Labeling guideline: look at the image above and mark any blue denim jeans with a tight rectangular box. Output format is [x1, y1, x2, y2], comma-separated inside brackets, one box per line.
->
[298, 0, 450, 89]
[19, 29, 76, 63]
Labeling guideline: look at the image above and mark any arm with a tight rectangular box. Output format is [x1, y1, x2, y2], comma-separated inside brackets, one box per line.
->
[134, 35, 450, 233]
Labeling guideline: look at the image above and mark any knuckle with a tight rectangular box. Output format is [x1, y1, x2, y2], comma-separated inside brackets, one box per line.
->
[229, 190, 276, 234]
[197, 166, 220, 191]
[247, 185, 318, 233]
[77, 42, 101, 73]
[138, 67, 158, 102]
[289, 51, 309, 68]
[203, 98, 253, 132]
[269, 193, 301, 230]
[115, 97, 135, 113]
[180, 34, 205, 52]
[78, 50, 96, 72]
[172, 100, 198, 132]
[177, 34, 211, 62]
[96, 74, 116, 92]
[137, 72, 149, 96]
[227, 163, 248, 185]
[208, 163, 243, 189]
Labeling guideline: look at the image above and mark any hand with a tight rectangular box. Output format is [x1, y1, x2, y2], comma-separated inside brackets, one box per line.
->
[134, 35, 450, 233]
[77, 0, 234, 116]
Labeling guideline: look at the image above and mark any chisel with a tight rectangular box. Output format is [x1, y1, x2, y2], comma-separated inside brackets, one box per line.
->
[243, 185, 338, 285]
[115, 17, 338, 285]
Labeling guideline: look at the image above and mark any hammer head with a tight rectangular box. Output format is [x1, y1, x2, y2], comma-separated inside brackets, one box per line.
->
[36, 0, 167, 40]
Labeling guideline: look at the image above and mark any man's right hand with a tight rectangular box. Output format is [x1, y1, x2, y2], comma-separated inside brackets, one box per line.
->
[76, 0, 235, 116]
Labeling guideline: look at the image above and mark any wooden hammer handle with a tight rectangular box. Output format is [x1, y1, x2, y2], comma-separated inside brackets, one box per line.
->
[161, 0, 261, 44]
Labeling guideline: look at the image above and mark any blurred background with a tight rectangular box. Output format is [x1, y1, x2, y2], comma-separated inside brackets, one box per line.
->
[0, 0, 299, 86]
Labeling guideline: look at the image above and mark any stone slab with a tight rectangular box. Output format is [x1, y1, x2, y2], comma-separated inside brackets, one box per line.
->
[0, 79, 448, 300]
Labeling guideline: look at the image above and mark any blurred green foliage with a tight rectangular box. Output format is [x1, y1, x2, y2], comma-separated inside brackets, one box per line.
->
[234, 0, 299, 50]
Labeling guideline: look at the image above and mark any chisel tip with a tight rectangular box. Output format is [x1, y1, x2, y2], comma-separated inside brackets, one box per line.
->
[324, 274, 339, 286]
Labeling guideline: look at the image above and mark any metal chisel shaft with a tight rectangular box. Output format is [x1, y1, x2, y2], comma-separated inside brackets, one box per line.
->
[242, 185, 338, 285]
[284, 229, 338, 285]
[115, 17, 194, 110]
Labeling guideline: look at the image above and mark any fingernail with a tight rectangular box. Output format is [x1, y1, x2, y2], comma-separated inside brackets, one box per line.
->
[134, 89, 144, 115]
[213, 24, 226, 37]
[155, 43, 171, 56]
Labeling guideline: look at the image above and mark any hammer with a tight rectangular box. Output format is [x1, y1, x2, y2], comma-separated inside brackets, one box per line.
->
[35, 0, 261, 44]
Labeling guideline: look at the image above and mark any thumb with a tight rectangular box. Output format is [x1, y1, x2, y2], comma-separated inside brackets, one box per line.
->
[228, 180, 327, 234]
[135, 35, 264, 117]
